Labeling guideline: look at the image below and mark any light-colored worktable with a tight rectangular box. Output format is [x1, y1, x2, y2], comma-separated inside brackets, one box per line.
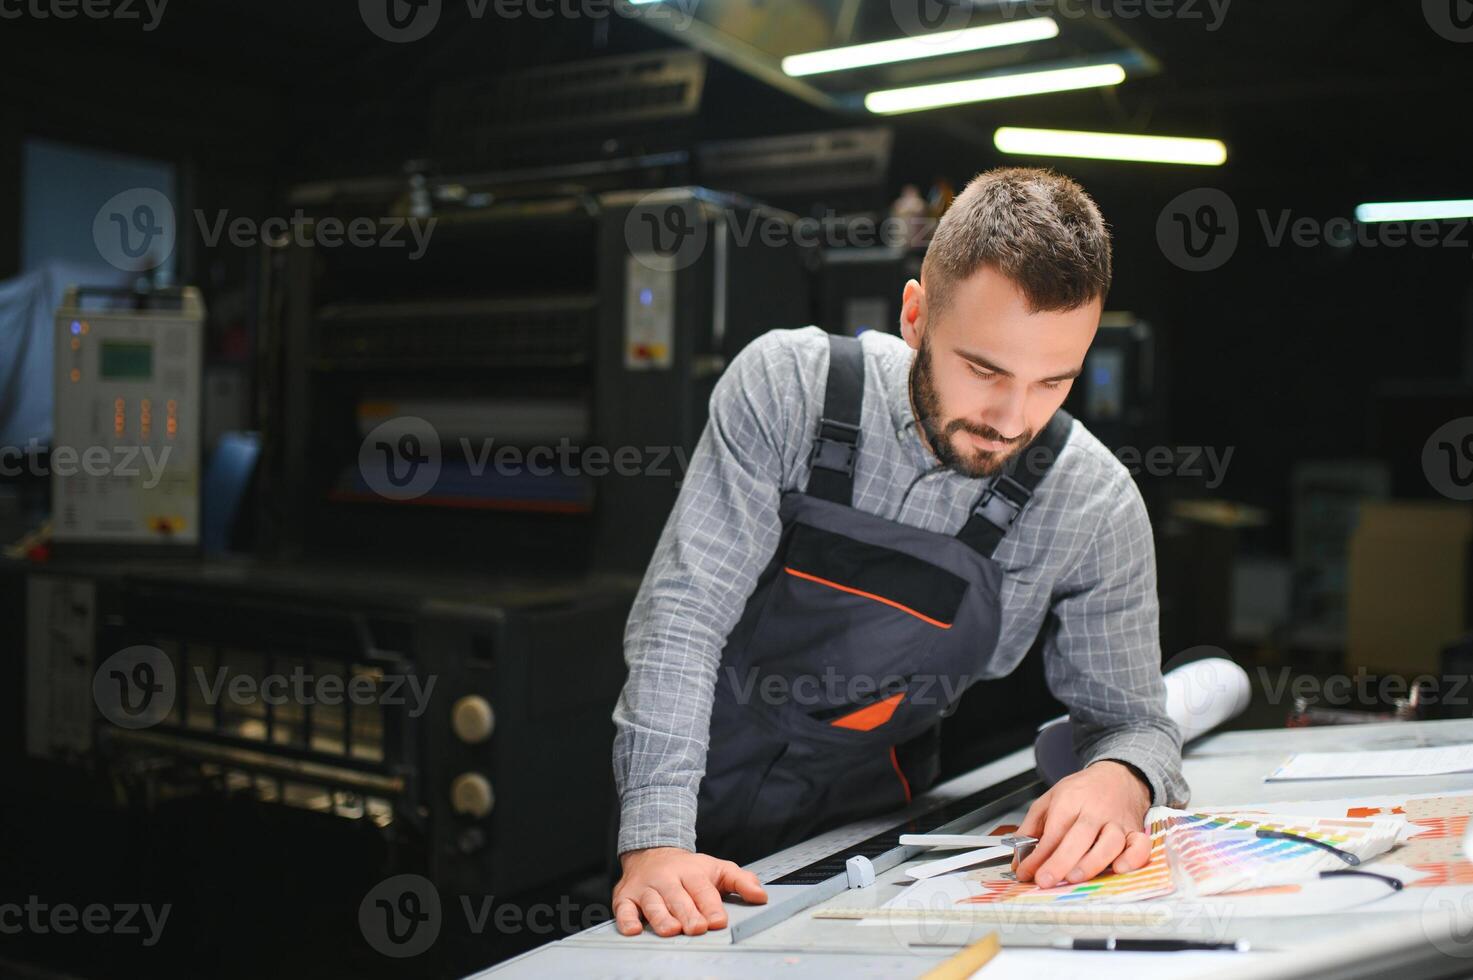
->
[476, 719, 1473, 979]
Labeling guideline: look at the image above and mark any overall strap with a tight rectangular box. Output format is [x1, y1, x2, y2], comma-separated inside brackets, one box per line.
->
[955, 409, 1074, 557]
[804, 334, 866, 506]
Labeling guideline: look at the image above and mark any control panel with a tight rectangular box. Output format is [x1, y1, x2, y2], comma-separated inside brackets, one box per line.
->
[623, 255, 675, 370]
[52, 287, 204, 547]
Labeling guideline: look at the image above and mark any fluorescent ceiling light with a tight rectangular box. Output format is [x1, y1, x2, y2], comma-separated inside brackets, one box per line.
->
[783, 19, 1059, 77]
[993, 126, 1227, 166]
[1354, 199, 1473, 223]
[865, 63, 1126, 115]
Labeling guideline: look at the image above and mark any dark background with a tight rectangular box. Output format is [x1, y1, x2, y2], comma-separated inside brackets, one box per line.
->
[2, 4, 1468, 531]
[1, 2, 1471, 978]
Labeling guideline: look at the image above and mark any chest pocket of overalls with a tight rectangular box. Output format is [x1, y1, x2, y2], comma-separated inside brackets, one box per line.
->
[744, 518, 970, 743]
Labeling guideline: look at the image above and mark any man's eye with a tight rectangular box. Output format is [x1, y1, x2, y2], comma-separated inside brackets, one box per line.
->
[967, 364, 996, 381]
[1040, 380, 1064, 391]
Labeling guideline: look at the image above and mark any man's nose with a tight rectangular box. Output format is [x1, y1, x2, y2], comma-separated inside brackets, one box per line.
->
[984, 388, 1029, 442]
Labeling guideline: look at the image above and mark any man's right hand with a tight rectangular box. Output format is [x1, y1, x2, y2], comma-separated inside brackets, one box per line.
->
[613, 846, 769, 937]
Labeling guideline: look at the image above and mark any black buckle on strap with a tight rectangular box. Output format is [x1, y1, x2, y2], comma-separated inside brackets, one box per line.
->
[973, 474, 1028, 529]
[811, 418, 861, 475]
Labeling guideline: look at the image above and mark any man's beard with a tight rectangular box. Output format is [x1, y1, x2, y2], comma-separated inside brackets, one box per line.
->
[910, 337, 1033, 479]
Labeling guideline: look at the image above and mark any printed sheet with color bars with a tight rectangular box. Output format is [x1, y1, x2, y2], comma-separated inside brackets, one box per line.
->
[942, 808, 1405, 908]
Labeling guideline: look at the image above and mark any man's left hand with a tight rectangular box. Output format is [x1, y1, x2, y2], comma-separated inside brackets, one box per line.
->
[1013, 760, 1152, 888]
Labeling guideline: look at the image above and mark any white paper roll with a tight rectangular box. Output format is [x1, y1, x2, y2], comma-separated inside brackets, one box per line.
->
[1164, 656, 1252, 743]
[1032, 656, 1252, 786]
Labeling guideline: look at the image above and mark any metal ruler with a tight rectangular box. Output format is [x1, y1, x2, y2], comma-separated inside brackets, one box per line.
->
[730, 772, 1039, 942]
[814, 905, 1174, 926]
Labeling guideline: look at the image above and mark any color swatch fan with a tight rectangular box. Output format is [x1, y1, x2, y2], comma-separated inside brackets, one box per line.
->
[879, 807, 1410, 918]
[1161, 810, 1409, 896]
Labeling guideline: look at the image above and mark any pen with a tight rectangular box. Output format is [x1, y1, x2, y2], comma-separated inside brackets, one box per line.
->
[917, 936, 1254, 953]
[1054, 938, 1251, 952]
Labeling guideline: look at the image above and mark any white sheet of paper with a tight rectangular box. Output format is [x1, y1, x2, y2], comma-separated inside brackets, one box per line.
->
[905, 844, 1013, 879]
[956, 948, 1262, 979]
[1265, 744, 1473, 781]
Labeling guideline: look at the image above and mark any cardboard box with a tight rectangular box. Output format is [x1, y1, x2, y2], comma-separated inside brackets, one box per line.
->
[1346, 502, 1473, 673]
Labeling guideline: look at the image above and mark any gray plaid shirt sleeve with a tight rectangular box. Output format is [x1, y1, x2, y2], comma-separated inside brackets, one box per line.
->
[610, 334, 803, 855]
[1043, 476, 1190, 808]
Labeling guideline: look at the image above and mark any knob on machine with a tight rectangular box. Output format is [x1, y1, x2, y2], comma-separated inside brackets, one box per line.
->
[451, 696, 496, 743]
[450, 773, 495, 819]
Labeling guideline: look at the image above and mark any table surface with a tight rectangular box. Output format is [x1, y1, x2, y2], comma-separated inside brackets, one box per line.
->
[475, 718, 1473, 980]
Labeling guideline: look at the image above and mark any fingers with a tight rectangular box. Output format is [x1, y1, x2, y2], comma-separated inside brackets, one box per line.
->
[1017, 792, 1050, 841]
[1113, 830, 1153, 874]
[1015, 797, 1076, 882]
[713, 861, 769, 905]
[682, 873, 729, 931]
[1031, 816, 1102, 888]
[1064, 823, 1125, 884]
[635, 888, 682, 937]
[612, 852, 767, 940]
[657, 881, 709, 936]
[613, 896, 643, 936]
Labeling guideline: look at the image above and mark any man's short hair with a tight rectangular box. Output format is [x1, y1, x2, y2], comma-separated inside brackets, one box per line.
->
[920, 167, 1113, 314]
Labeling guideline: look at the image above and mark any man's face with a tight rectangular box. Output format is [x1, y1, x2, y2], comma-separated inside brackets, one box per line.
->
[902, 265, 1101, 478]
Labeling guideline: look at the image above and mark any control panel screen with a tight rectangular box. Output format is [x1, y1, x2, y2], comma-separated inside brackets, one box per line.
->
[99, 340, 153, 380]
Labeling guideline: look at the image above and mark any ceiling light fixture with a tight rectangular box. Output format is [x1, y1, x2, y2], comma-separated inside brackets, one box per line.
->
[783, 19, 1060, 77]
[865, 63, 1126, 115]
[993, 126, 1228, 165]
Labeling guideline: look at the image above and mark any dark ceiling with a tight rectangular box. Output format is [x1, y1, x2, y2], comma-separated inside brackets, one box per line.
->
[1, 2, 1468, 196]
[0, 0, 1468, 535]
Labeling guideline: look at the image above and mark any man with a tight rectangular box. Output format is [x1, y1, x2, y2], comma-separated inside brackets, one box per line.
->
[610, 167, 1189, 937]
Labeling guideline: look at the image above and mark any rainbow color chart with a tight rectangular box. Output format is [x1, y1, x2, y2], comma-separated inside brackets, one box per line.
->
[956, 813, 1179, 907]
[1163, 812, 1405, 895]
[938, 808, 1406, 909]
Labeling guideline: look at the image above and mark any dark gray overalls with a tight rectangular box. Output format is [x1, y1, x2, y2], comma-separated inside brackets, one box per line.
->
[694, 334, 1072, 864]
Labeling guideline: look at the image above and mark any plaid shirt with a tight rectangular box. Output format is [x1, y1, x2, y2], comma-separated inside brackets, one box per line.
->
[613, 326, 1189, 855]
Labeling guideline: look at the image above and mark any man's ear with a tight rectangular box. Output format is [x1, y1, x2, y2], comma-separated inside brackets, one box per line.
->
[900, 278, 927, 351]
